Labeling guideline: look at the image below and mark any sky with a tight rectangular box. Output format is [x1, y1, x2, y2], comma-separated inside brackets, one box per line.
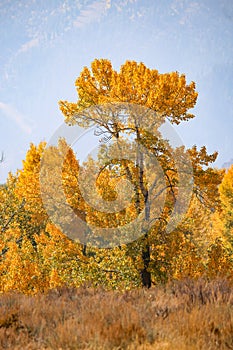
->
[0, 0, 233, 183]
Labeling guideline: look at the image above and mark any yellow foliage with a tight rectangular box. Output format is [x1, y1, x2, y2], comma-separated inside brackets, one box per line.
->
[59, 58, 198, 126]
[0, 59, 231, 293]
[219, 165, 233, 232]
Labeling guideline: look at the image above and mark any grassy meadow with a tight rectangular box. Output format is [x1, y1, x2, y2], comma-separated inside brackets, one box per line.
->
[0, 278, 232, 350]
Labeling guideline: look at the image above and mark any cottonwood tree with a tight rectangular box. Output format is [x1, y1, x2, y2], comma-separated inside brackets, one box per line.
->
[56, 59, 222, 287]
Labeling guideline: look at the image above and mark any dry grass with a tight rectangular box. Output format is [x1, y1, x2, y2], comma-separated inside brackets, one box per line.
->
[0, 278, 233, 349]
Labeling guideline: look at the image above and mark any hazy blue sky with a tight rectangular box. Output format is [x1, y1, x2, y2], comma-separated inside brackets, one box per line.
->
[0, 0, 233, 183]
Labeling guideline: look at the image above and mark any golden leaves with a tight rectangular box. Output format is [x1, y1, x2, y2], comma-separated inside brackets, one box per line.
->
[59, 58, 198, 126]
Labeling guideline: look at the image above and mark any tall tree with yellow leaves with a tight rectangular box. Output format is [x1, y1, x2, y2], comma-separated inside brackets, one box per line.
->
[58, 59, 222, 288]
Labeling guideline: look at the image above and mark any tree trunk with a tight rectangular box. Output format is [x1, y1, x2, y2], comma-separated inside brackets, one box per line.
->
[135, 127, 152, 288]
[140, 235, 151, 288]
[140, 268, 151, 288]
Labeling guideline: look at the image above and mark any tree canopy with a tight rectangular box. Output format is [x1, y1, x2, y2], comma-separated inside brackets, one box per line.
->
[0, 59, 231, 293]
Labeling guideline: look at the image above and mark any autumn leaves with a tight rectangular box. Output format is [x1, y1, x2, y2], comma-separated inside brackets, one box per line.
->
[0, 59, 232, 292]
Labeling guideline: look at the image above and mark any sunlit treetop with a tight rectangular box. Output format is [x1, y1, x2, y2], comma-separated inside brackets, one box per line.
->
[59, 58, 198, 126]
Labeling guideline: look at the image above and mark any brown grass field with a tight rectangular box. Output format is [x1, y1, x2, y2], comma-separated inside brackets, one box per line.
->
[0, 278, 232, 349]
